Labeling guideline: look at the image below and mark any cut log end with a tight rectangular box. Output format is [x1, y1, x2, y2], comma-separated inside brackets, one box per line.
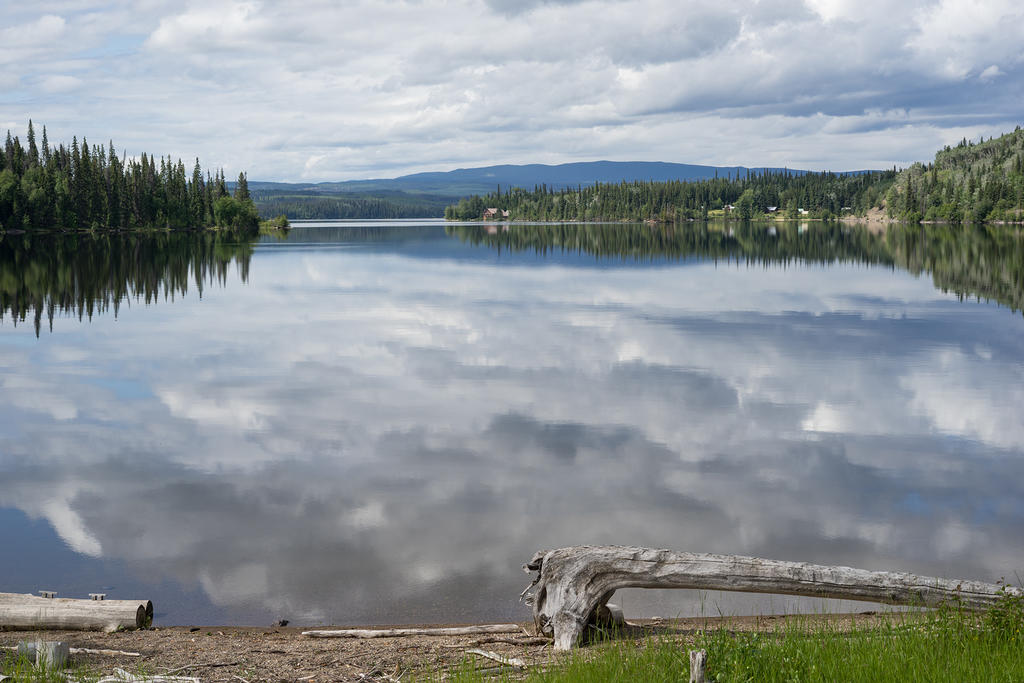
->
[138, 601, 154, 629]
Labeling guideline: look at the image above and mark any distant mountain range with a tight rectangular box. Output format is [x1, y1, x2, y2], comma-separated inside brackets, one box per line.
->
[249, 161, 872, 198]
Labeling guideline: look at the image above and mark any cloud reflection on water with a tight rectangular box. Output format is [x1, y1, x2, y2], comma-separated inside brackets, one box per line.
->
[1, 228, 1023, 625]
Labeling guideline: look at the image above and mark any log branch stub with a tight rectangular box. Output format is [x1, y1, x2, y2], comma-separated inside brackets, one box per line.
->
[522, 546, 1022, 650]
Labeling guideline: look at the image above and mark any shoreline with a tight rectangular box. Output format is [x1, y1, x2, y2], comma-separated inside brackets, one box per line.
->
[0, 612, 904, 681]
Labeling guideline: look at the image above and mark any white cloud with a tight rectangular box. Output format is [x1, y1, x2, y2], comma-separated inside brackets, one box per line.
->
[907, 0, 1024, 80]
[1, 2, 1022, 180]
[979, 65, 1003, 81]
[38, 74, 84, 93]
[146, 1, 270, 51]
[0, 14, 66, 52]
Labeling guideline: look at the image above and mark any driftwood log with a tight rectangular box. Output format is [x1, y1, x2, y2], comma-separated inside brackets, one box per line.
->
[522, 546, 1023, 650]
[0, 593, 153, 632]
[302, 624, 522, 638]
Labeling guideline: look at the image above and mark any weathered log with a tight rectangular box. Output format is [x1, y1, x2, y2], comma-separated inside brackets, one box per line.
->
[522, 546, 1023, 650]
[302, 623, 523, 638]
[0, 593, 152, 632]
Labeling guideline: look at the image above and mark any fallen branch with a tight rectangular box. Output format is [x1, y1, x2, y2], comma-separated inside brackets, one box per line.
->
[161, 661, 241, 676]
[523, 545, 1023, 650]
[473, 636, 551, 646]
[465, 649, 527, 669]
[88, 669, 199, 683]
[75, 648, 142, 657]
[302, 624, 522, 639]
[356, 672, 402, 683]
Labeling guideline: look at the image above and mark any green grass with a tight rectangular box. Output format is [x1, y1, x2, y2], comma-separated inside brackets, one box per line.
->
[434, 595, 1024, 683]
[1, 651, 100, 683]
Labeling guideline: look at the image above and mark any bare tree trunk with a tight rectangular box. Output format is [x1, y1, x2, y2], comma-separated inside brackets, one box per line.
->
[0, 593, 152, 632]
[522, 546, 1021, 650]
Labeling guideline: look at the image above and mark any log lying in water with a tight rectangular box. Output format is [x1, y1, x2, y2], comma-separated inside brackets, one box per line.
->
[522, 546, 1023, 650]
[302, 624, 523, 639]
[0, 593, 153, 632]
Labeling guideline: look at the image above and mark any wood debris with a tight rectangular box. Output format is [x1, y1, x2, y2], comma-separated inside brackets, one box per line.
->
[465, 648, 527, 669]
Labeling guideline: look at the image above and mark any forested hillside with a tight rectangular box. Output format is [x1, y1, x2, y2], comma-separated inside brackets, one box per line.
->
[445, 169, 896, 222]
[886, 127, 1024, 223]
[0, 121, 259, 232]
[446, 128, 1024, 224]
[251, 189, 449, 219]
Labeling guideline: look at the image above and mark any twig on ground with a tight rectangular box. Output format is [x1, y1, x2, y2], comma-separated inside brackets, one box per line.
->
[473, 636, 551, 646]
[93, 668, 200, 683]
[162, 661, 241, 675]
[465, 648, 527, 669]
[76, 647, 143, 657]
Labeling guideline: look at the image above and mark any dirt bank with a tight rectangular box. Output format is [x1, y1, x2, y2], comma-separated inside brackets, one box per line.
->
[2, 613, 897, 682]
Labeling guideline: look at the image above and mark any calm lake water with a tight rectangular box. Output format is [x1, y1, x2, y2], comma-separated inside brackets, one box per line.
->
[2, 219, 1024, 626]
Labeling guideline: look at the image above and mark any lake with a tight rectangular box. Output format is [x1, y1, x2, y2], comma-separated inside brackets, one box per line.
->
[2, 219, 1023, 627]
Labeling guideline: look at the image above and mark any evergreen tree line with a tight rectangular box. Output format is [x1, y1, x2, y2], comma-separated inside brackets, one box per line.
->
[0, 121, 260, 232]
[0, 231, 255, 336]
[446, 128, 1024, 224]
[252, 191, 447, 219]
[445, 168, 897, 222]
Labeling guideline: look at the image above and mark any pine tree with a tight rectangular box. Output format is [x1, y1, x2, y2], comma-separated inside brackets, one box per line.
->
[26, 120, 39, 168]
[41, 126, 51, 167]
[234, 172, 250, 201]
[190, 158, 205, 227]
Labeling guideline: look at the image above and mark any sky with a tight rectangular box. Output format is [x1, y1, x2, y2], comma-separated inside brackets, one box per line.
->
[1, 0, 1023, 181]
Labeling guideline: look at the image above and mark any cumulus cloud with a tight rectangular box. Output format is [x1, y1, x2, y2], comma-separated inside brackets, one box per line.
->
[1, 1, 1022, 179]
[907, 0, 1024, 80]
[0, 14, 67, 54]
